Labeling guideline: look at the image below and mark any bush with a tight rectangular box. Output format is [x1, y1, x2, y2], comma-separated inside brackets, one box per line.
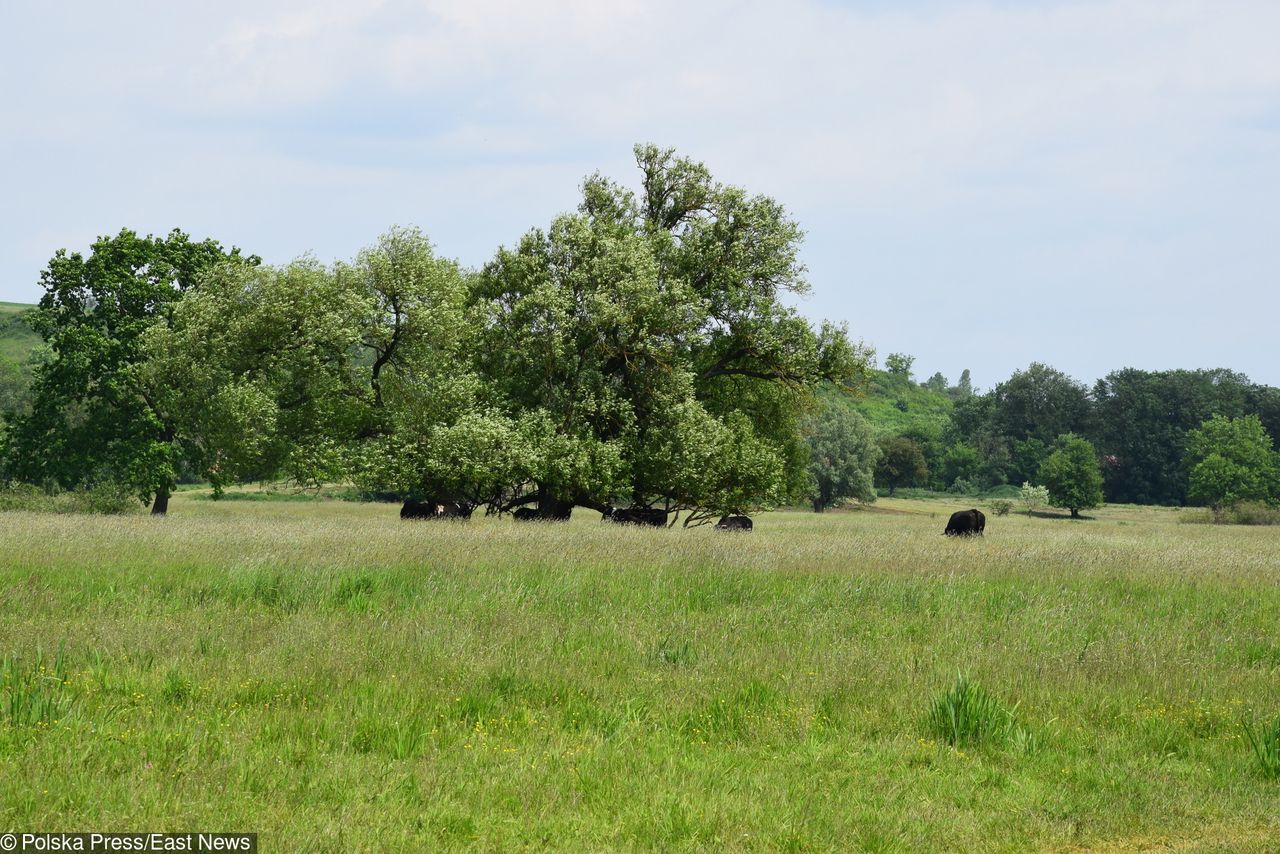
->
[1224, 502, 1280, 526]
[66, 482, 140, 514]
[989, 499, 1013, 517]
[0, 483, 53, 512]
[948, 478, 975, 495]
[0, 482, 141, 515]
[1179, 502, 1280, 526]
[1019, 482, 1050, 513]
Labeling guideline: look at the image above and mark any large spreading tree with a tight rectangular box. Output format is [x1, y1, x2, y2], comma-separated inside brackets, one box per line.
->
[474, 144, 867, 521]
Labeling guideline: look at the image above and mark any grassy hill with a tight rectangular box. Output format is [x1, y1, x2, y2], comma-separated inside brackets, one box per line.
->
[0, 302, 40, 363]
[0, 302, 40, 413]
[825, 369, 955, 438]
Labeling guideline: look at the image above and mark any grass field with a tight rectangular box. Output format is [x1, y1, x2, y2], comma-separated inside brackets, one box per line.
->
[2, 495, 1279, 851]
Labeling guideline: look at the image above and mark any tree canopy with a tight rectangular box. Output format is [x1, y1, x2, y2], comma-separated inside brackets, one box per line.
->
[1183, 414, 1278, 511]
[805, 400, 878, 512]
[4, 229, 258, 513]
[1, 148, 872, 523]
[472, 144, 868, 520]
[1037, 434, 1104, 518]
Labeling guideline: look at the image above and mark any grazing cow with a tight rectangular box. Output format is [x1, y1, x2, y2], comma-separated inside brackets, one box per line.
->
[714, 515, 753, 532]
[401, 498, 471, 520]
[944, 508, 986, 537]
[602, 505, 668, 527]
[512, 507, 540, 521]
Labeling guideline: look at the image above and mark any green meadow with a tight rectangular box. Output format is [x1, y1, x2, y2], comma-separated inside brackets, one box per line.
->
[2, 495, 1279, 851]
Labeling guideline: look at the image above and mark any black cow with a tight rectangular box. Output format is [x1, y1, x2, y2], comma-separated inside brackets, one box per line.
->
[602, 506, 668, 527]
[401, 498, 471, 520]
[944, 508, 986, 536]
[714, 515, 753, 532]
[512, 499, 573, 522]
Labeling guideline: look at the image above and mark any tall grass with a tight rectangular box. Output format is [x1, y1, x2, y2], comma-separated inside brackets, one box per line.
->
[0, 496, 1278, 850]
[1243, 715, 1280, 779]
[925, 674, 1020, 747]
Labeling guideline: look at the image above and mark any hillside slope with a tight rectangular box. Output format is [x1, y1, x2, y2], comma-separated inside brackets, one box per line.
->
[0, 302, 41, 413]
[824, 369, 954, 438]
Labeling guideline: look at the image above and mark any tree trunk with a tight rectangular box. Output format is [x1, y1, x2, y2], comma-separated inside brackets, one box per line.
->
[151, 489, 170, 516]
[812, 499, 824, 513]
[1070, 507, 1079, 518]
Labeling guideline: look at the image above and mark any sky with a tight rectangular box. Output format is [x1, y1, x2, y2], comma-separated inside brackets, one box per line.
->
[2, 0, 1278, 389]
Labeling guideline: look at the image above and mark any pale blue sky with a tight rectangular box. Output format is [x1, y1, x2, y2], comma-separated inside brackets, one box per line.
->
[2, 0, 1277, 388]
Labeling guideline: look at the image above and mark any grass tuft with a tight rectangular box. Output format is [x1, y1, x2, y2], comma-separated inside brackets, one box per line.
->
[926, 674, 1021, 748]
[1242, 714, 1280, 779]
[2, 646, 76, 728]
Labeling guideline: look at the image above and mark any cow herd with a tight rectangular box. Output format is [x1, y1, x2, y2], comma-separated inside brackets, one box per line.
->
[400, 499, 984, 537]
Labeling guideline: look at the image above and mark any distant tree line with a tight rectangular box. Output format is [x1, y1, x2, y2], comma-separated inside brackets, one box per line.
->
[865, 360, 1280, 513]
[0, 146, 872, 521]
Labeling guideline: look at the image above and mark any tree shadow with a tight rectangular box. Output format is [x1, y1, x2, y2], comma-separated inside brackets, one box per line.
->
[1027, 510, 1093, 520]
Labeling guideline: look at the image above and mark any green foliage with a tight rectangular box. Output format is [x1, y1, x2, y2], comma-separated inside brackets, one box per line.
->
[475, 144, 868, 516]
[874, 435, 927, 495]
[1184, 415, 1278, 511]
[925, 675, 1021, 747]
[3, 229, 257, 512]
[939, 443, 980, 489]
[942, 363, 1091, 492]
[884, 352, 914, 378]
[989, 499, 1013, 517]
[346, 228, 521, 507]
[845, 368, 953, 439]
[0, 482, 140, 514]
[1010, 437, 1050, 487]
[1092, 368, 1259, 505]
[140, 258, 367, 495]
[0, 305, 42, 418]
[1038, 434, 1104, 517]
[804, 400, 879, 511]
[990, 363, 1092, 447]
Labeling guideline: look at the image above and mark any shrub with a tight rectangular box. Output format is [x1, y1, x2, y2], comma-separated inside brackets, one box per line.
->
[1179, 502, 1280, 526]
[0, 482, 140, 515]
[1243, 714, 1280, 778]
[989, 499, 1013, 517]
[1019, 482, 1050, 513]
[66, 482, 140, 514]
[1224, 502, 1280, 526]
[0, 483, 54, 512]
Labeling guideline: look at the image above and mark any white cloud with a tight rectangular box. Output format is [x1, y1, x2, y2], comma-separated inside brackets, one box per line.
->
[3, 0, 1279, 384]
